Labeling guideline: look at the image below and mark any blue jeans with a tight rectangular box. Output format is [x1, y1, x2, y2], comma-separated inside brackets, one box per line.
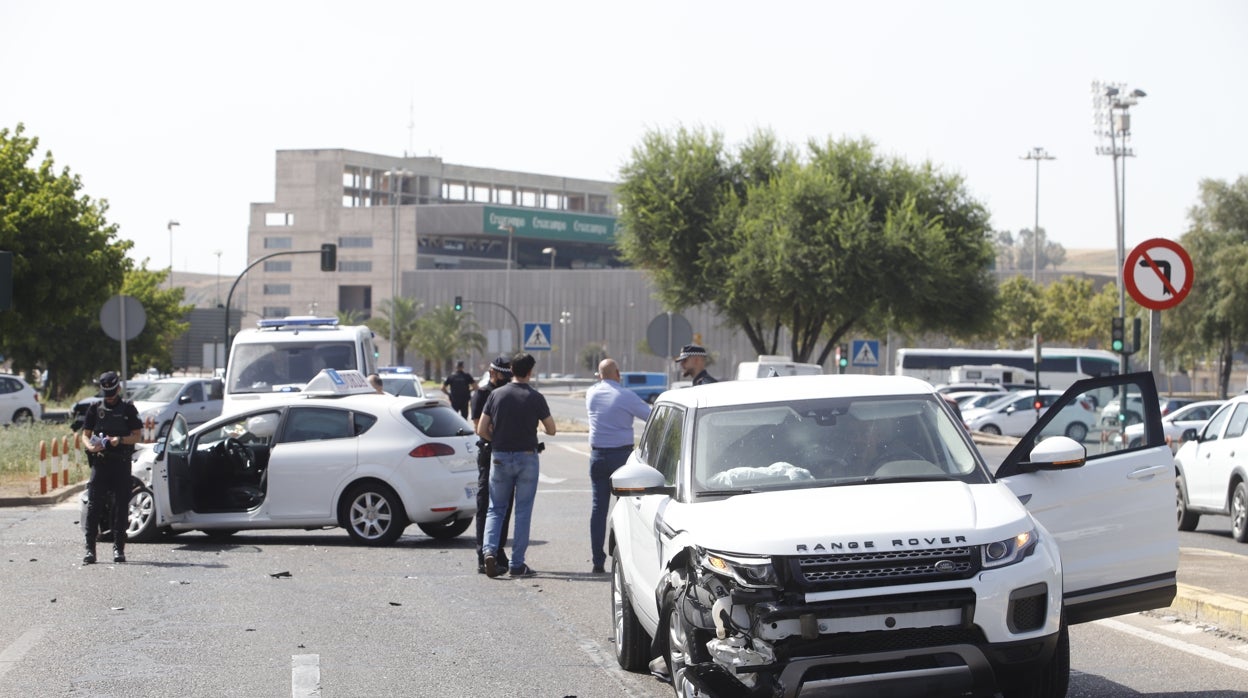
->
[483, 451, 540, 570]
[590, 446, 633, 568]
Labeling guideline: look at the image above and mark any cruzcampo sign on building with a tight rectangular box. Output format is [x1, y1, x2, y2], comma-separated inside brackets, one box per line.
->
[483, 206, 619, 244]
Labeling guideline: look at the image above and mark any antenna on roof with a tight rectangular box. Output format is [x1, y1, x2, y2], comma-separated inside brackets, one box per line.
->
[406, 96, 415, 158]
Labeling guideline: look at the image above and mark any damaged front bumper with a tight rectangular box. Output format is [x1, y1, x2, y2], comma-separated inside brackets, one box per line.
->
[675, 556, 1056, 698]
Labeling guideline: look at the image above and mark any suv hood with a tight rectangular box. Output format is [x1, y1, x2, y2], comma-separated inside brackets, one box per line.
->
[670, 481, 1030, 555]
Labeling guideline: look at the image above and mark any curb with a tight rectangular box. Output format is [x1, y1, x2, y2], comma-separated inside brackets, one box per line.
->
[0, 482, 87, 507]
[1170, 582, 1248, 635]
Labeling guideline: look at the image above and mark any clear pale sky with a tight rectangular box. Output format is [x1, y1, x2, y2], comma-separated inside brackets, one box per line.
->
[3, 1, 1245, 277]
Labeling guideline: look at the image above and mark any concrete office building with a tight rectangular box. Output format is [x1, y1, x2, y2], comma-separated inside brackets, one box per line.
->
[242, 148, 823, 378]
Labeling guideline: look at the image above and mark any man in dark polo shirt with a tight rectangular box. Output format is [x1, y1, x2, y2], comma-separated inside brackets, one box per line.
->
[476, 353, 556, 578]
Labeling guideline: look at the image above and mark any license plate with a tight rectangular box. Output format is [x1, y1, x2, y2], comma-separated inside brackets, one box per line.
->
[465, 484, 479, 500]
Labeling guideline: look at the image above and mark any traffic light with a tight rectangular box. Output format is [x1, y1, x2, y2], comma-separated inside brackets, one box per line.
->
[1111, 316, 1125, 353]
[320, 243, 337, 272]
[453, 295, 463, 312]
[837, 343, 849, 373]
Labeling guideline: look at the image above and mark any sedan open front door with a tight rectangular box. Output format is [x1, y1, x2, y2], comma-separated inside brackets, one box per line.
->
[153, 413, 193, 529]
[996, 371, 1178, 624]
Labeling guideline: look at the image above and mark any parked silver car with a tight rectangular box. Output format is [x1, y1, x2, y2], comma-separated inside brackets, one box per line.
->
[131, 377, 224, 436]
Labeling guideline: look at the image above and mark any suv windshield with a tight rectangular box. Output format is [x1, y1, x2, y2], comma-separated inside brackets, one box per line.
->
[692, 395, 987, 494]
[227, 341, 359, 395]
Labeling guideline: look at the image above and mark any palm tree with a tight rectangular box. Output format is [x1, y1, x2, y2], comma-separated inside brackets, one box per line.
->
[365, 297, 424, 366]
[412, 304, 487, 379]
[336, 309, 366, 326]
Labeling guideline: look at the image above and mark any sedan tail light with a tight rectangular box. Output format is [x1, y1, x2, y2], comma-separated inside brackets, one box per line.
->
[410, 443, 455, 458]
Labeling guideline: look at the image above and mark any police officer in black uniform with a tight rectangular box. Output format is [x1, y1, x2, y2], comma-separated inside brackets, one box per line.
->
[470, 355, 513, 573]
[81, 371, 143, 564]
[675, 344, 717, 386]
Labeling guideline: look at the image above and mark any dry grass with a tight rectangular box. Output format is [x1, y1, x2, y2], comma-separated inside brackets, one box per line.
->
[0, 422, 87, 497]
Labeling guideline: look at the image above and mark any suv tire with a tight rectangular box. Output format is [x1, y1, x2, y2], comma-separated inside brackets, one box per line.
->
[612, 547, 650, 671]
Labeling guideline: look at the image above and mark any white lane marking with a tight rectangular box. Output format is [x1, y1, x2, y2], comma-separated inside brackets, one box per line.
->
[291, 653, 320, 697]
[1097, 618, 1248, 671]
[538, 473, 567, 484]
[557, 443, 590, 457]
[0, 627, 45, 680]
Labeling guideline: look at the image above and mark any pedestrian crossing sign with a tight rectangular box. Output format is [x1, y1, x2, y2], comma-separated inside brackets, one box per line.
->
[524, 322, 552, 351]
[851, 339, 879, 367]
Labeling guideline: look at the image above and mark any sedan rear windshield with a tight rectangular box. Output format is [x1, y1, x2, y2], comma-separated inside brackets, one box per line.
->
[402, 404, 475, 438]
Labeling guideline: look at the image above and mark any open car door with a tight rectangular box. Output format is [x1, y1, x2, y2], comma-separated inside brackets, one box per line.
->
[153, 413, 193, 527]
[996, 371, 1177, 624]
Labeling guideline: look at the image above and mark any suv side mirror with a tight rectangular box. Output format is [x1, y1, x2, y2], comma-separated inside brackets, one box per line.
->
[1182, 428, 1199, 444]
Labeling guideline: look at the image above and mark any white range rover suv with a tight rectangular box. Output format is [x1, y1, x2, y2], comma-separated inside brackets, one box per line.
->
[609, 372, 1175, 698]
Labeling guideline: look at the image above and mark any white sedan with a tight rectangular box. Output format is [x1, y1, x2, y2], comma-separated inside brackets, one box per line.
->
[1125, 399, 1225, 451]
[150, 370, 479, 545]
[962, 390, 1097, 441]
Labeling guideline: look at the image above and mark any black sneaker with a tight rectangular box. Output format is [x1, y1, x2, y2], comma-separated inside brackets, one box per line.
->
[508, 564, 537, 578]
[592, 564, 607, 574]
[83, 551, 96, 565]
[484, 554, 500, 578]
[113, 549, 126, 563]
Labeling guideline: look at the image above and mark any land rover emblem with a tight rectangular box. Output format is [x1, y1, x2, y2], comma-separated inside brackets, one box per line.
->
[934, 560, 955, 572]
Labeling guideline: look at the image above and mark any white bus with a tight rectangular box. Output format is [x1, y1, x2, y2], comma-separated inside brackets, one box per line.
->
[895, 347, 1118, 390]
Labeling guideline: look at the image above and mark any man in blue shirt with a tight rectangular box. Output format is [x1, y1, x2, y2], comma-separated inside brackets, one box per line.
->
[585, 358, 652, 573]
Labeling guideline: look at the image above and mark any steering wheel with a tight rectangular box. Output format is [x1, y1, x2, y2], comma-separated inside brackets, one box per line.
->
[223, 437, 254, 473]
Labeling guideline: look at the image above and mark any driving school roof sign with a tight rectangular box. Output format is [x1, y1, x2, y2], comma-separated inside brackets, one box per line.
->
[1124, 238, 1194, 311]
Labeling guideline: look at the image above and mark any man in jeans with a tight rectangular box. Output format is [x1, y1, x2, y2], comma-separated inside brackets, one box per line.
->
[585, 358, 651, 574]
[477, 353, 556, 578]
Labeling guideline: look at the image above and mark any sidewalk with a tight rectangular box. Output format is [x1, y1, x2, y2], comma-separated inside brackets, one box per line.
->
[0, 481, 86, 507]
[1172, 547, 1248, 634]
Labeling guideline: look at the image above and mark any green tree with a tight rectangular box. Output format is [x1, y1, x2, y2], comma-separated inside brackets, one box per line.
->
[617, 129, 996, 364]
[336, 308, 366, 326]
[986, 276, 1043, 347]
[1169, 176, 1248, 397]
[578, 342, 609, 375]
[993, 228, 1066, 272]
[0, 124, 136, 400]
[410, 305, 486, 379]
[365, 296, 424, 366]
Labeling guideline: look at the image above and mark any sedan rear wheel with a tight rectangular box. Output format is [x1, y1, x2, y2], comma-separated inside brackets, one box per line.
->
[12, 408, 34, 425]
[1232, 482, 1248, 543]
[1177, 476, 1200, 532]
[980, 424, 1001, 436]
[343, 482, 408, 546]
[1064, 422, 1088, 443]
[415, 517, 471, 539]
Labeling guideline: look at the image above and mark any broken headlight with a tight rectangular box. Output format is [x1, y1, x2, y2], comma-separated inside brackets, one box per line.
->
[698, 548, 780, 589]
[981, 529, 1039, 569]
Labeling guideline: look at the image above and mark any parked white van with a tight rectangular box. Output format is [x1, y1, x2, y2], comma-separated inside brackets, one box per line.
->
[223, 317, 378, 415]
[735, 354, 823, 380]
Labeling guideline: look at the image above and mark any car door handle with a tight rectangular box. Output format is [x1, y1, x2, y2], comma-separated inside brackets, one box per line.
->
[1128, 465, 1169, 480]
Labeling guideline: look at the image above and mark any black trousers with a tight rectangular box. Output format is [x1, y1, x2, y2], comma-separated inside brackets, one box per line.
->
[474, 443, 512, 564]
[85, 458, 131, 547]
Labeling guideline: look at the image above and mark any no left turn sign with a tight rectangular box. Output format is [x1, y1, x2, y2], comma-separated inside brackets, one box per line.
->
[1123, 238, 1193, 311]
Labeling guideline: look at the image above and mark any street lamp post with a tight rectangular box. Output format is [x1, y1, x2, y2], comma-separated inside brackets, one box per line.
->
[1093, 81, 1146, 373]
[385, 168, 409, 365]
[500, 224, 515, 318]
[559, 310, 571, 377]
[213, 250, 222, 305]
[166, 220, 180, 289]
[542, 247, 556, 326]
[1019, 148, 1055, 281]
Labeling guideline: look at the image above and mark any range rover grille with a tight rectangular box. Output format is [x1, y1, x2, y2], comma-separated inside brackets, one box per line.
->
[791, 546, 980, 590]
